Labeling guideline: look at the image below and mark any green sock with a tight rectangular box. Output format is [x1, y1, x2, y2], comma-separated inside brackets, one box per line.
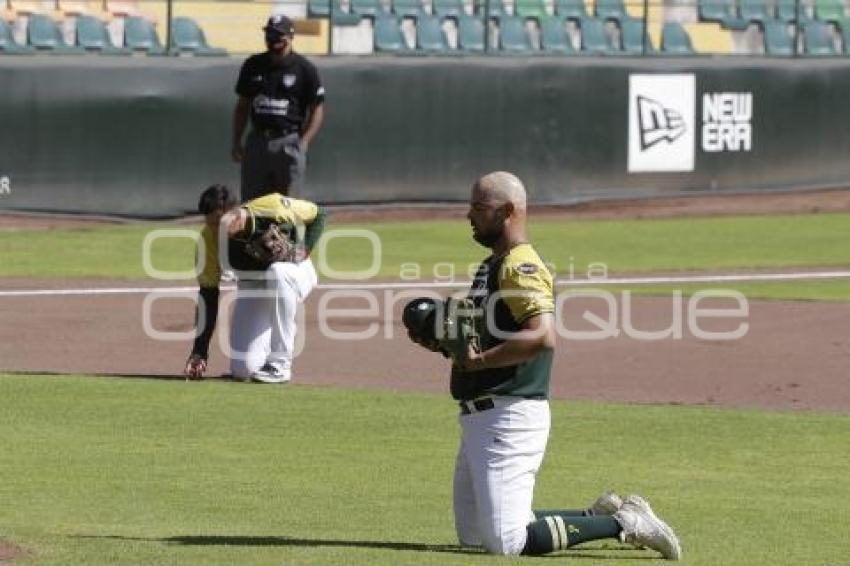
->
[522, 514, 621, 555]
[533, 508, 592, 518]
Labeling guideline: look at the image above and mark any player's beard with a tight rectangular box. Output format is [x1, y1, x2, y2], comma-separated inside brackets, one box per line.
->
[472, 223, 503, 248]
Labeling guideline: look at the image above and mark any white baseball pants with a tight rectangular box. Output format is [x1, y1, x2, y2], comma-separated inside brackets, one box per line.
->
[453, 398, 550, 555]
[229, 259, 318, 378]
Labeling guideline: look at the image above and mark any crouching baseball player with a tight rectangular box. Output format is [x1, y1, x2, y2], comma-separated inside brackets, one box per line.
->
[184, 184, 326, 383]
[405, 172, 682, 559]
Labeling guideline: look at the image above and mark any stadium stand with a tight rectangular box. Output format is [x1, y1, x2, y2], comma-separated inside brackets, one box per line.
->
[171, 16, 227, 55]
[124, 14, 166, 53]
[556, 0, 588, 21]
[661, 20, 694, 53]
[76, 13, 131, 53]
[595, 0, 628, 22]
[498, 15, 533, 50]
[457, 14, 485, 49]
[393, 0, 425, 17]
[374, 14, 410, 49]
[684, 22, 733, 52]
[739, 0, 771, 23]
[762, 19, 794, 54]
[308, 0, 340, 17]
[351, 0, 386, 17]
[841, 20, 850, 52]
[434, 0, 466, 17]
[27, 12, 84, 52]
[416, 13, 450, 49]
[815, 0, 847, 22]
[803, 19, 839, 53]
[0, 18, 35, 53]
[620, 17, 654, 53]
[477, 0, 504, 16]
[515, 0, 547, 19]
[539, 15, 575, 52]
[776, 0, 809, 23]
[580, 17, 616, 52]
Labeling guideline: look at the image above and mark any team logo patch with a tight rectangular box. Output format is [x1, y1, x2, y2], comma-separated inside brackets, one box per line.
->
[517, 263, 538, 275]
[283, 74, 296, 87]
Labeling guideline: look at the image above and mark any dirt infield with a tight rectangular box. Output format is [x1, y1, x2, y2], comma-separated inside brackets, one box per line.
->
[1, 189, 848, 413]
[0, 539, 24, 562]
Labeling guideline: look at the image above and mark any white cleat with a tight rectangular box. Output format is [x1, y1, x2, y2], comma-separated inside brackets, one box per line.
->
[590, 490, 624, 515]
[614, 495, 682, 560]
[250, 362, 291, 384]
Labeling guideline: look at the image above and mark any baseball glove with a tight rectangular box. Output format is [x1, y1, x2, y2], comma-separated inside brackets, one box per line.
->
[244, 223, 295, 267]
[403, 297, 481, 367]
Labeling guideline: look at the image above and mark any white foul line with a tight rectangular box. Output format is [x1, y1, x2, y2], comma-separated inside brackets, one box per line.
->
[0, 270, 849, 297]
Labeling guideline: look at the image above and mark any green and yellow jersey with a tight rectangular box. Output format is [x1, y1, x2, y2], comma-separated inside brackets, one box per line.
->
[450, 243, 555, 401]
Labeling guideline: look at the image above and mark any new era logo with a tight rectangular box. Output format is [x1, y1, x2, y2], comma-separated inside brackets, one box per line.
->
[636, 96, 686, 150]
[627, 74, 695, 173]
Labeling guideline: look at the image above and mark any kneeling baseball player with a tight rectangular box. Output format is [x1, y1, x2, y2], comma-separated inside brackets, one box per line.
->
[184, 184, 327, 383]
[405, 172, 682, 559]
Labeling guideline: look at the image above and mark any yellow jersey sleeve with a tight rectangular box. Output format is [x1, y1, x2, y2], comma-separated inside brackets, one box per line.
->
[498, 244, 554, 325]
[244, 193, 319, 225]
[197, 225, 221, 288]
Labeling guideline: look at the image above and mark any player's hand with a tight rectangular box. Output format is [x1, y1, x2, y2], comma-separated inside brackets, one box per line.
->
[231, 143, 244, 163]
[458, 345, 485, 371]
[184, 354, 207, 380]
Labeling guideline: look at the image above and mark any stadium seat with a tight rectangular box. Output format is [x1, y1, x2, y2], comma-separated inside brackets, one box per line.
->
[76, 14, 131, 54]
[739, 0, 771, 23]
[458, 15, 485, 50]
[762, 19, 794, 55]
[0, 18, 36, 54]
[477, 0, 503, 17]
[776, 0, 809, 23]
[170, 17, 227, 56]
[374, 15, 410, 50]
[620, 17, 653, 53]
[803, 19, 838, 53]
[124, 15, 166, 54]
[393, 0, 424, 18]
[595, 0, 627, 22]
[515, 0, 547, 20]
[842, 21, 850, 53]
[540, 15, 575, 52]
[661, 21, 695, 53]
[699, 0, 734, 22]
[433, 0, 465, 18]
[498, 15, 533, 51]
[27, 13, 85, 52]
[556, 0, 588, 21]
[580, 17, 615, 53]
[416, 14, 449, 50]
[308, 0, 339, 17]
[814, 0, 846, 23]
[351, 0, 386, 17]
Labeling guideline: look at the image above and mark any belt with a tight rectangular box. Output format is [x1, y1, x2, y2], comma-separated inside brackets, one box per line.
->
[258, 127, 299, 139]
[459, 397, 496, 415]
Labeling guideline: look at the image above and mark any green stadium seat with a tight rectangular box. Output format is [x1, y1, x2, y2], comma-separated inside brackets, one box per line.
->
[814, 0, 846, 23]
[0, 18, 36, 54]
[699, 0, 734, 22]
[124, 15, 166, 54]
[515, 0, 547, 20]
[171, 17, 227, 56]
[803, 20, 838, 54]
[595, 0, 627, 22]
[433, 0, 465, 18]
[458, 15, 486, 50]
[580, 17, 615, 52]
[762, 20, 794, 55]
[540, 16, 575, 53]
[739, 0, 771, 23]
[498, 15, 533, 51]
[477, 0, 503, 17]
[308, 0, 339, 16]
[76, 14, 131, 54]
[416, 14, 449, 50]
[556, 0, 587, 21]
[776, 0, 809, 23]
[332, 10, 363, 24]
[661, 21, 695, 54]
[374, 15, 410, 50]
[841, 20, 850, 53]
[27, 13, 85, 53]
[620, 18, 653, 53]
[352, 0, 386, 17]
[393, 0, 424, 18]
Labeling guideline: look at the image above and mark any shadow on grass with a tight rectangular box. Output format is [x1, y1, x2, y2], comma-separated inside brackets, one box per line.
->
[72, 535, 652, 559]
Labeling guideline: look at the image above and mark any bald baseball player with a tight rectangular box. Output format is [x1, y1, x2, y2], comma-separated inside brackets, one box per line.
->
[409, 172, 682, 558]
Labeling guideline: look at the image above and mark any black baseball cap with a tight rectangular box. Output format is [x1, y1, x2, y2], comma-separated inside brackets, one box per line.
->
[264, 15, 295, 36]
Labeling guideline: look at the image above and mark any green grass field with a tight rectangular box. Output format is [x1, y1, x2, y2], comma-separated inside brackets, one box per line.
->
[1, 213, 848, 300]
[1, 374, 848, 565]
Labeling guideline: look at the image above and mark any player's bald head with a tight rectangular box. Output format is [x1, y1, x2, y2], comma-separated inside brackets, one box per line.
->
[474, 171, 527, 210]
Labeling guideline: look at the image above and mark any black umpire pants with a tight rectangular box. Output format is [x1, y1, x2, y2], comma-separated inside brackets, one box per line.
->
[241, 130, 305, 201]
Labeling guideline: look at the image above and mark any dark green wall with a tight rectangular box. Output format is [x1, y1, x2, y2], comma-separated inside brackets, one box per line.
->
[1, 56, 849, 216]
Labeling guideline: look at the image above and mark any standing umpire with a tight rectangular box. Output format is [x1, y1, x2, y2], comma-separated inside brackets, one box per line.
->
[231, 15, 325, 200]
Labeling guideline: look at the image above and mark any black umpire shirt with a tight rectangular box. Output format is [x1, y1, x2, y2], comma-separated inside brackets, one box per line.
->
[235, 51, 325, 136]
